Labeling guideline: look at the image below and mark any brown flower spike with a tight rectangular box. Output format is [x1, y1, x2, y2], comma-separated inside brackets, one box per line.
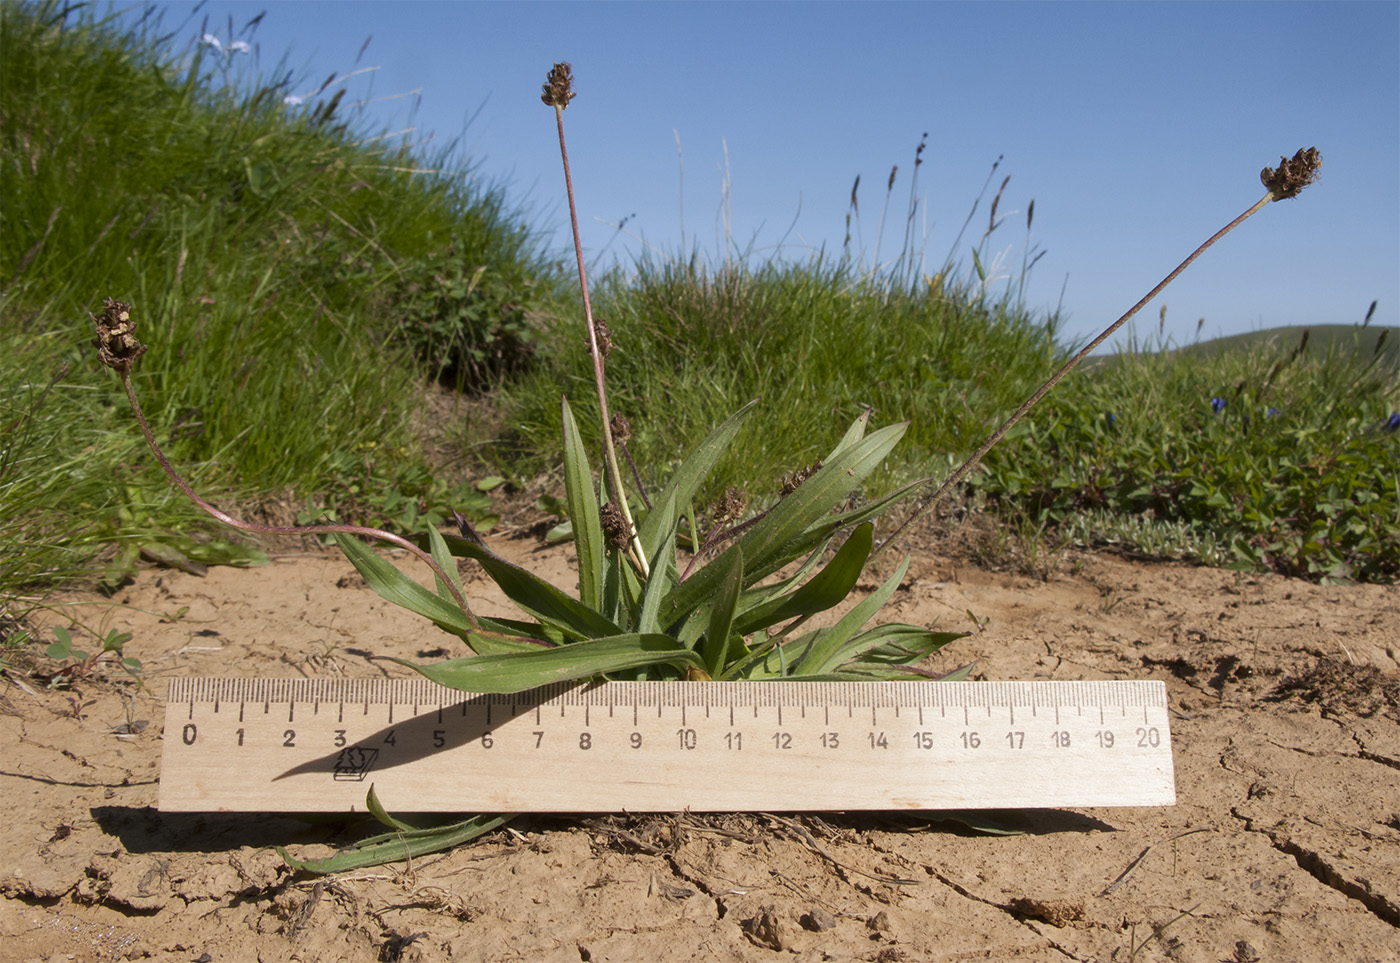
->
[712, 486, 748, 526]
[609, 413, 631, 444]
[600, 502, 633, 552]
[91, 298, 148, 372]
[591, 317, 614, 357]
[541, 63, 576, 109]
[779, 461, 824, 497]
[1261, 147, 1322, 200]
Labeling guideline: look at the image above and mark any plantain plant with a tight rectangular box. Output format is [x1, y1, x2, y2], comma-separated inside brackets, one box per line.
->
[91, 59, 1321, 872]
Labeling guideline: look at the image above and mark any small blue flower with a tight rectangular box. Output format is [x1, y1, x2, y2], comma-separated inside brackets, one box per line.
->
[1106, 412, 1117, 428]
[199, 33, 222, 52]
[1384, 412, 1400, 433]
[1211, 397, 1226, 414]
[1266, 407, 1280, 417]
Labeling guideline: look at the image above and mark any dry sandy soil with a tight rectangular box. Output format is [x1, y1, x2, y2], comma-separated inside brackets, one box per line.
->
[3, 533, 1398, 962]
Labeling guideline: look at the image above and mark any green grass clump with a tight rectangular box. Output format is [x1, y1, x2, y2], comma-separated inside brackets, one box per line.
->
[0, 2, 553, 594]
[976, 328, 1400, 581]
[500, 253, 1062, 506]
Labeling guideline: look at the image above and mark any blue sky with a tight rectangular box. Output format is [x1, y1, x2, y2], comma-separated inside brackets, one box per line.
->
[133, 1, 1397, 347]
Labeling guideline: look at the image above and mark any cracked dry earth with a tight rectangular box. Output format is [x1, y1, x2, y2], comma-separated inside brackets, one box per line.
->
[3, 536, 1398, 962]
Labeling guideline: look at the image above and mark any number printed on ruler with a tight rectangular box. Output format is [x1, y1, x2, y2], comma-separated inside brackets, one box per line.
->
[159, 679, 1176, 813]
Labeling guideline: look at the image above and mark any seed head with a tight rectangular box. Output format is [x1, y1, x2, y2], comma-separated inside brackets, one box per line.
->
[610, 413, 631, 445]
[711, 486, 748, 527]
[600, 502, 633, 552]
[91, 298, 147, 373]
[590, 318, 614, 357]
[1261, 147, 1322, 200]
[779, 461, 823, 497]
[541, 62, 576, 109]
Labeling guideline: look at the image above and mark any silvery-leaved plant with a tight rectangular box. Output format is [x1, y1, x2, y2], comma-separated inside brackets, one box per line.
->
[94, 59, 1320, 871]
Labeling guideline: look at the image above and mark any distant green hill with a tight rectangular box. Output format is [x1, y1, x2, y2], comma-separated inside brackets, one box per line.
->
[1090, 324, 1398, 370]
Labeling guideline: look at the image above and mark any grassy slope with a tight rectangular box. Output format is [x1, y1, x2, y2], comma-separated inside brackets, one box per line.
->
[500, 255, 1063, 505]
[0, 2, 551, 598]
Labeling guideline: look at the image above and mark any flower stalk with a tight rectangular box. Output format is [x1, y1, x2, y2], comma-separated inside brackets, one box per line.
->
[880, 148, 1323, 554]
[542, 63, 650, 577]
[91, 299, 481, 634]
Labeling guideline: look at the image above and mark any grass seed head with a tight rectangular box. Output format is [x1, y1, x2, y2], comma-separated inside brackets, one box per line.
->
[541, 62, 576, 109]
[1261, 147, 1322, 200]
[91, 297, 147, 373]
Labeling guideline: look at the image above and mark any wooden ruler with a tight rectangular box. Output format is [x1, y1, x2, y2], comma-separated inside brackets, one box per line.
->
[158, 678, 1175, 813]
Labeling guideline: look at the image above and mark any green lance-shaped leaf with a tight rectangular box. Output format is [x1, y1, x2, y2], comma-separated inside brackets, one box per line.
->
[366, 784, 425, 832]
[741, 474, 925, 586]
[279, 812, 512, 874]
[702, 544, 744, 676]
[721, 634, 819, 680]
[820, 625, 965, 680]
[841, 623, 967, 668]
[334, 533, 539, 655]
[334, 532, 474, 638]
[601, 538, 644, 628]
[935, 663, 977, 682]
[636, 522, 677, 636]
[660, 420, 907, 624]
[439, 533, 622, 640]
[738, 421, 907, 580]
[426, 524, 466, 605]
[730, 523, 873, 636]
[792, 555, 910, 677]
[689, 532, 843, 641]
[383, 633, 705, 693]
[561, 397, 604, 611]
[827, 405, 872, 459]
[638, 399, 759, 550]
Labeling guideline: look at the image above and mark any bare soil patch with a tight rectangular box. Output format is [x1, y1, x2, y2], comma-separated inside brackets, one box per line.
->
[3, 537, 1398, 962]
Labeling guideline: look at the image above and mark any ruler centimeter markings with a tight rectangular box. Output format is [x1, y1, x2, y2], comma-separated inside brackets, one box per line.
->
[158, 678, 1176, 813]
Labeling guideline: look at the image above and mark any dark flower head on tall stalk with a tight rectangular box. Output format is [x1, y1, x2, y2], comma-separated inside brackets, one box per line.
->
[91, 298, 148, 373]
[541, 62, 576, 109]
[879, 147, 1325, 554]
[541, 60, 650, 577]
[1261, 147, 1322, 201]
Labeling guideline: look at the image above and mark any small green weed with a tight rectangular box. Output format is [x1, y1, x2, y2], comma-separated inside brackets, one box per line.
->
[42, 624, 141, 688]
